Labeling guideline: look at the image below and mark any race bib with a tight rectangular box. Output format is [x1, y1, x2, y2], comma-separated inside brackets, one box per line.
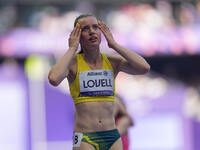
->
[73, 132, 83, 147]
[79, 70, 114, 97]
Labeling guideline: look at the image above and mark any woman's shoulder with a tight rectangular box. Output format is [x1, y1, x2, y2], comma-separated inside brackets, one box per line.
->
[103, 54, 122, 76]
[105, 54, 122, 65]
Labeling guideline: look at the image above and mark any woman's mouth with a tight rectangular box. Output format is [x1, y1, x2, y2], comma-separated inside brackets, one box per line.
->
[89, 37, 98, 42]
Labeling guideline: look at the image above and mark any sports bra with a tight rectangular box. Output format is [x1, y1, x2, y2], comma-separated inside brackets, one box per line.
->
[69, 53, 115, 104]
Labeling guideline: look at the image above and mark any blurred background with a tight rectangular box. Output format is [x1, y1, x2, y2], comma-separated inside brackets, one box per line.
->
[0, 0, 200, 150]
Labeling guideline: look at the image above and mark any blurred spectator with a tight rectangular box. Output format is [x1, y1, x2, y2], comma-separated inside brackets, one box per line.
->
[114, 94, 134, 150]
[0, 6, 18, 34]
[178, 2, 197, 26]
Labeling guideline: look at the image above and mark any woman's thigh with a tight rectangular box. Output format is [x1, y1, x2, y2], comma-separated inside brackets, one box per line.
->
[109, 138, 123, 150]
[73, 142, 95, 150]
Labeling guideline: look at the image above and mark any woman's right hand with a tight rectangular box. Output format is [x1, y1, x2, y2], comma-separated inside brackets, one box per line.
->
[68, 23, 81, 51]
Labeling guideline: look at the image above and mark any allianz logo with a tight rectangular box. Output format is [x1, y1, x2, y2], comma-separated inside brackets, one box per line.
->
[87, 71, 108, 76]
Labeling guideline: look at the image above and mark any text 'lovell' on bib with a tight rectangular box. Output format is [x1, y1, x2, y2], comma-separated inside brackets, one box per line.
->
[79, 69, 114, 97]
[69, 53, 115, 104]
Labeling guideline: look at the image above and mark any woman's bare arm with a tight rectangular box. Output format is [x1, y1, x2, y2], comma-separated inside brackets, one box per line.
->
[48, 24, 81, 86]
[98, 21, 150, 75]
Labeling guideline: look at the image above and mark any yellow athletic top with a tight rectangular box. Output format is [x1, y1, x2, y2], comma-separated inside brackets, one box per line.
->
[69, 53, 115, 104]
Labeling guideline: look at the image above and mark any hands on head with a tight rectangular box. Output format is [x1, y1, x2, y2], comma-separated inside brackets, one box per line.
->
[68, 23, 82, 51]
[98, 20, 116, 48]
[68, 18, 117, 51]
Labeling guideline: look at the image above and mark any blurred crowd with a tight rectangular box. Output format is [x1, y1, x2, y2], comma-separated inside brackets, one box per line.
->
[1, 1, 200, 34]
[1, 1, 200, 56]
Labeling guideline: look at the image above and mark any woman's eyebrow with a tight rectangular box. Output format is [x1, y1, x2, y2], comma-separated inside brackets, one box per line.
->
[82, 25, 89, 29]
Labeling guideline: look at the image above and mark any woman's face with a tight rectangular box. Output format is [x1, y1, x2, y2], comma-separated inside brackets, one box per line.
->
[78, 16, 101, 50]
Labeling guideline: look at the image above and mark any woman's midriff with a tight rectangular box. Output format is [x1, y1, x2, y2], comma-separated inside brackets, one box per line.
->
[74, 101, 116, 132]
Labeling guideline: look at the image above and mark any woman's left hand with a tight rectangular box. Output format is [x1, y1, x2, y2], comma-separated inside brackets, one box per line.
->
[98, 21, 117, 49]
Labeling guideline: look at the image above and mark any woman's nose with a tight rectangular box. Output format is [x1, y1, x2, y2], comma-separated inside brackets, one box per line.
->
[89, 27, 95, 34]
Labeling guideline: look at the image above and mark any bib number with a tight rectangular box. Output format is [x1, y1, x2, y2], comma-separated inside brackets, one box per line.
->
[73, 132, 83, 147]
